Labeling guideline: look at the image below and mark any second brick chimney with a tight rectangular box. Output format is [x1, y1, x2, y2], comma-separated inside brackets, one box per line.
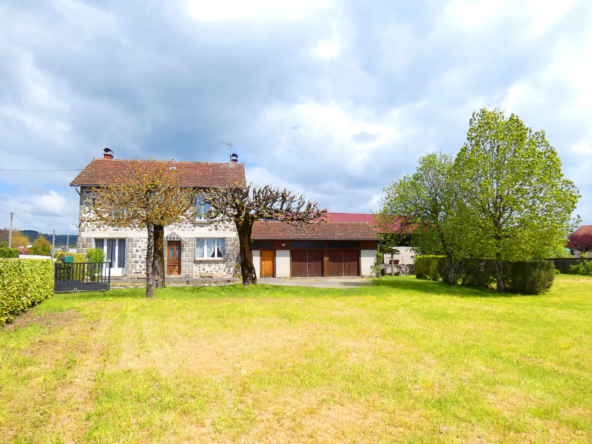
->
[103, 148, 114, 159]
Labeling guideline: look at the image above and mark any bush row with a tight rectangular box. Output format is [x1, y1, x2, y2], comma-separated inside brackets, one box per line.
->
[0, 248, 19, 258]
[54, 252, 86, 263]
[0, 259, 54, 325]
[415, 256, 555, 295]
[570, 260, 592, 276]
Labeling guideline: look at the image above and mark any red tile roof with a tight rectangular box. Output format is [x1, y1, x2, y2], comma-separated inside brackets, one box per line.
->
[70, 158, 246, 187]
[252, 221, 379, 240]
[325, 213, 406, 233]
[326, 213, 376, 223]
[573, 225, 592, 236]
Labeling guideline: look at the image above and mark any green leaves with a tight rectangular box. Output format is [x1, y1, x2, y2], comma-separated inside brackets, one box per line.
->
[455, 109, 580, 262]
[379, 108, 580, 291]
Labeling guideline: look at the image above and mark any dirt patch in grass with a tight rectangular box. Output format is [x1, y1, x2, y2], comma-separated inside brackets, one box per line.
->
[556, 278, 592, 284]
[114, 328, 314, 376]
[4, 309, 79, 331]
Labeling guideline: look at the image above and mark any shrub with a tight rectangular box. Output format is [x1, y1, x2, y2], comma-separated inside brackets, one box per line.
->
[0, 248, 19, 258]
[29, 246, 51, 256]
[415, 256, 555, 294]
[30, 236, 51, 256]
[54, 252, 85, 263]
[18, 247, 30, 255]
[457, 258, 497, 288]
[371, 250, 384, 277]
[0, 259, 53, 325]
[504, 261, 555, 295]
[86, 248, 104, 263]
[415, 255, 446, 280]
[569, 260, 592, 276]
[555, 269, 561, 275]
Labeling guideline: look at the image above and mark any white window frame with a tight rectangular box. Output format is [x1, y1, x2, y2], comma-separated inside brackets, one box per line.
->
[196, 196, 210, 222]
[195, 238, 226, 260]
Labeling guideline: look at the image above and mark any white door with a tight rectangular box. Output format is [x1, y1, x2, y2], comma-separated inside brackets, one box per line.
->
[95, 239, 126, 276]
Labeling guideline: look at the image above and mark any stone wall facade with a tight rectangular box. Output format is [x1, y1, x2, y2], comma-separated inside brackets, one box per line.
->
[76, 186, 239, 278]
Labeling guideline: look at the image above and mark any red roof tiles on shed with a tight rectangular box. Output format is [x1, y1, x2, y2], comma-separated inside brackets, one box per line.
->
[70, 159, 246, 188]
[252, 221, 379, 240]
[573, 225, 592, 236]
[325, 213, 376, 223]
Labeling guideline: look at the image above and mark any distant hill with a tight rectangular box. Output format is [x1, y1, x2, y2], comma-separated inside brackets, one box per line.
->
[20, 230, 78, 247]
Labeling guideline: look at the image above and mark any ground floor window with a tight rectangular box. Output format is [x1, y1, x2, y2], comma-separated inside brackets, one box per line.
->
[195, 238, 226, 259]
[94, 239, 126, 269]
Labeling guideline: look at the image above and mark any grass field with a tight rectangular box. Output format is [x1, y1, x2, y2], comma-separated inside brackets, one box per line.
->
[1, 275, 591, 443]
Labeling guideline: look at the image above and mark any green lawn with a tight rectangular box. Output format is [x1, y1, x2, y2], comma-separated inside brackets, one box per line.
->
[1, 276, 591, 443]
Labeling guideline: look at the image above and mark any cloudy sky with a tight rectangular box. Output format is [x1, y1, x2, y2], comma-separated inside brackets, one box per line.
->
[1, 0, 591, 234]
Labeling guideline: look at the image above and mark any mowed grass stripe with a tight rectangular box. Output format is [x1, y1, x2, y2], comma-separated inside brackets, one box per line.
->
[0, 275, 591, 443]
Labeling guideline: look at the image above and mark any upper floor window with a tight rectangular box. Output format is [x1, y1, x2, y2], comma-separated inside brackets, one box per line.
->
[196, 196, 210, 221]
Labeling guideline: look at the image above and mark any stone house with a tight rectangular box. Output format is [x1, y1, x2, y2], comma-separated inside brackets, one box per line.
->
[70, 151, 245, 278]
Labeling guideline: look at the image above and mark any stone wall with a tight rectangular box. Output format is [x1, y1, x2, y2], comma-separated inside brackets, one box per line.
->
[76, 186, 239, 278]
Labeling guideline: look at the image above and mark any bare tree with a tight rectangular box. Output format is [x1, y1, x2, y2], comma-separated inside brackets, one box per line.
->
[87, 159, 196, 297]
[199, 184, 326, 285]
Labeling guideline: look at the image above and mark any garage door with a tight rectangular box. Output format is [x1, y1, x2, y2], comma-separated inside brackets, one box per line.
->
[344, 250, 360, 276]
[328, 250, 360, 277]
[291, 250, 323, 277]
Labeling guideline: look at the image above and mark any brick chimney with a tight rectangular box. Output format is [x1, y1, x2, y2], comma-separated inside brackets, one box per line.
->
[103, 147, 114, 159]
[230, 153, 238, 163]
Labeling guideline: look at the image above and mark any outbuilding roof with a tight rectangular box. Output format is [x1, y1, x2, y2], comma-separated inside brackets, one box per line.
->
[572, 225, 592, 236]
[70, 158, 246, 188]
[252, 221, 379, 241]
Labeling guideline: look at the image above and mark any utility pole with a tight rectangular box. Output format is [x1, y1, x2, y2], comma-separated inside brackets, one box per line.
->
[8, 212, 13, 249]
[66, 234, 69, 252]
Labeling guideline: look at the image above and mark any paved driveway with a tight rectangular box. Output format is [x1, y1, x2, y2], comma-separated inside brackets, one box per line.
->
[258, 277, 375, 289]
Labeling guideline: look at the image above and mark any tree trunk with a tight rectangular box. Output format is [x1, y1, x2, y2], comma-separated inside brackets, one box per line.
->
[445, 261, 456, 285]
[146, 222, 155, 298]
[495, 252, 504, 293]
[153, 224, 166, 289]
[236, 217, 257, 286]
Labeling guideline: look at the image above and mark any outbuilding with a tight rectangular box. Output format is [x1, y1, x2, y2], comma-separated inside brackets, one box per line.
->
[251, 219, 379, 278]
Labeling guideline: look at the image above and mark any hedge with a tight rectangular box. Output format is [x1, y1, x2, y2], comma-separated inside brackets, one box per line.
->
[0, 248, 19, 258]
[0, 259, 54, 325]
[569, 260, 592, 276]
[504, 261, 555, 295]
[54, 252, 86, 263]
[414, 256, 445, 280]
[415, 256, 555, 295]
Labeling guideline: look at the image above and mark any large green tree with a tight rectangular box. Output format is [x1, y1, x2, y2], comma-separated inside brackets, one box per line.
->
[454, 109, 580, 292]
[377, 152, 464, 284]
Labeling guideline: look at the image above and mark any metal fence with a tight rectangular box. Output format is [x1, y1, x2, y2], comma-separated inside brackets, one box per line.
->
[54, 262, 111, 293]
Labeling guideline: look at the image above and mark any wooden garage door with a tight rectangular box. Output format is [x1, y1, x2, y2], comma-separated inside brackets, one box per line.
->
[291, 250, 323, 277]
[344, 250, 360, 276]
[328, 250, 344, 277]
[291, 250, 307, 277]
[261, 250, 274, 278]
[307, 251, 323, 277]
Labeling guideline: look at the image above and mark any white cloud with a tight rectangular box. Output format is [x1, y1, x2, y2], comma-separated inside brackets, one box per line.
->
[312, 33, 343, 60]
[572, 141, 592, 154]
[186, 0, 335, 22]
[0, 191, 77, 233]
[442, 0, 580, 38]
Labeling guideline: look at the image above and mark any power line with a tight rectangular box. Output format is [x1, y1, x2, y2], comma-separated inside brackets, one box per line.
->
[0, 211, 71, 219]
[12, 213, 42, 232]
[0, 168, 83, 172]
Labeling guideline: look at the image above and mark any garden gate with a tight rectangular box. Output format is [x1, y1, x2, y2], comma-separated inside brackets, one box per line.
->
[54, 262, 111, 293]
